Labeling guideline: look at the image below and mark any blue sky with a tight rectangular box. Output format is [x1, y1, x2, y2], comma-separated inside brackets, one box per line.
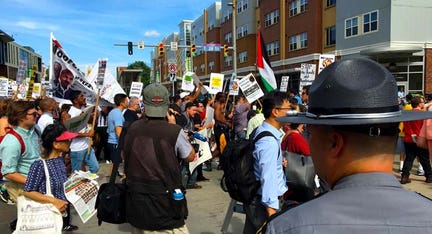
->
[1, 0, 216, 75]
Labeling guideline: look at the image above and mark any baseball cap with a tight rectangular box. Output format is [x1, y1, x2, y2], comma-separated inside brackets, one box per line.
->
[143, 83, 169, 118]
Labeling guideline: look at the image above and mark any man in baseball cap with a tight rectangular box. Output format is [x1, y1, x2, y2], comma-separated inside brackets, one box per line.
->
[265, 58, 432, 233]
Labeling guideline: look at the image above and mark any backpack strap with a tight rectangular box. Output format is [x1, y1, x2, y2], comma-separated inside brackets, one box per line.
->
[253, 130, 280, 158]
[5, 127, 25, 154]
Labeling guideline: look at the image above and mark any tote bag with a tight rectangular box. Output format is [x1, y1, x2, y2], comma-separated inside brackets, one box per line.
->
[284, 151, 316, 190]
[14, 160, 63, 234]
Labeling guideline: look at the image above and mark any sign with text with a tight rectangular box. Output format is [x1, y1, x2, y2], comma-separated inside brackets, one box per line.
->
[181, 71, 196, 92]
[64, 105, 94, 133]
[228, 73, 239, 96]
[32, 83, 41, 98]
[280, 76, 289, 92]
[0, 78, 8, 97]
[237, 73, 264, 104]
[318, 54, 335, 74]
[300, 63, 316, 93]
[209, 73, 224, 94]
[129, 82, 143, 97]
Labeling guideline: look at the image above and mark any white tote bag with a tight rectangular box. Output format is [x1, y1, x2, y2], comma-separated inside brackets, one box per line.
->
[14, 159, 63, 234]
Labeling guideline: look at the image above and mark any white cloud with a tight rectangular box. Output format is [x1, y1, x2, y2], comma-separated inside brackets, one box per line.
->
[16, 20, 58, 31]
[143, 30, 160, 37]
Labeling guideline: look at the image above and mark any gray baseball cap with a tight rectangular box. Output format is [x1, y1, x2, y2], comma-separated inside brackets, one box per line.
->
[143, 83, 169, 118]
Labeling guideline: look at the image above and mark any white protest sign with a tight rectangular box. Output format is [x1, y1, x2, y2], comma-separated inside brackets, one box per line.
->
[32, 83, 41, 98]
[189, 129, 213, 174]
[280, 76, 289, 92]
[181, 72, 196, 92]
[300, 63, 316, 92]
[64, 105, 94, 133]
[318, 54, 335, 74]
[237, 73, 264, 104]
[209, 73, 224, 94]
[0, 78, 9, 97]
[129, 82, 143, 97]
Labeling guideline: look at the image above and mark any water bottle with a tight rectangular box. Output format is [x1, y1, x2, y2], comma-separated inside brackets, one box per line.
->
[172, 189, 184, 200]
[193, 132, 207, 142]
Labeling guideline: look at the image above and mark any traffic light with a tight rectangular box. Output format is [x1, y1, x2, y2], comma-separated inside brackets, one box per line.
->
[223, 44, 229, 57]
[190, 44, 196, 56]
[158, 43, 164, 56]
[127, 41, 133, 55]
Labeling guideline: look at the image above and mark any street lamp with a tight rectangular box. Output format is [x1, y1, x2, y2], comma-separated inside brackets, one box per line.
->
[228, 0, 237, 80]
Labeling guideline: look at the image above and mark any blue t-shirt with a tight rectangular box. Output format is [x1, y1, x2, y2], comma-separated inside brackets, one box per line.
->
[24, 157, 67, 201]
[107, 108, 124, 144]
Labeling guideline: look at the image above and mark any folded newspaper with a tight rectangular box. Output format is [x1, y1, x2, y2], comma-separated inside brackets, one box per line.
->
[64, 171, 99, 223]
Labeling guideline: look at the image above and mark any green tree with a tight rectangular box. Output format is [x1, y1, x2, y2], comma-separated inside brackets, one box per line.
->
[127, 61, 151, 85]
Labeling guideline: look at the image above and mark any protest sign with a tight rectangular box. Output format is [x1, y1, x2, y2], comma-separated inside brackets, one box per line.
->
[129, 82, 143, 97]
[208, 73, 224, 94]
[32, 83, 41, 98]
[318, 54, 335, 74]
[0, 78, 8, 97]
[280, 76, 289, 92]
[181, 72, 196, 92]
[64, 105, 94, 133]
[237, 73, 264, 104]
[300, 63, 316, 93]
[228, 74, 239, 96]
[189, 129, 212, 174]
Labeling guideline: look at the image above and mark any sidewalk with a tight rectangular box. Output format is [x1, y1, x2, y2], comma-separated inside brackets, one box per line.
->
[1, 155, 431, 234]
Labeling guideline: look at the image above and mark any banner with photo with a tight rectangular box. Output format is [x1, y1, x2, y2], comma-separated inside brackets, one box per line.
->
[50, 33, 97, 103]
[318, 54, 335, 74]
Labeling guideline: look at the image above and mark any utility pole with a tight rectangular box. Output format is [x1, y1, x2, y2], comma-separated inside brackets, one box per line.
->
[231, 0, 237, 79]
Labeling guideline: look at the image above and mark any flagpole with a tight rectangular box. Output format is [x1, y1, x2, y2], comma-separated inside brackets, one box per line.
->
[49, 32, 53, 85]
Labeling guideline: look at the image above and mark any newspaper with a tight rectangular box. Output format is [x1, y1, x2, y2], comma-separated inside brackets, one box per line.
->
[64, 171, 99, 223]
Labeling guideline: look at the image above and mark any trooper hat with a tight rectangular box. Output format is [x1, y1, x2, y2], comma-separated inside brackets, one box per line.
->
[277, 58, 432, 125]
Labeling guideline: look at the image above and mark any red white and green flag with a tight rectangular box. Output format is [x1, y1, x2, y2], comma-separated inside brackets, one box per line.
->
[256, 30, 277, 92]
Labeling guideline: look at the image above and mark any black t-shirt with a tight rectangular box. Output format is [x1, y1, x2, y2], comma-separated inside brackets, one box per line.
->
[124, 109, 139, 125]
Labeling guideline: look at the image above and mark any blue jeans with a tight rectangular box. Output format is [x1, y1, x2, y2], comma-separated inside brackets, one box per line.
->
[70, 148, 99, 174]
[181, 162, 197, 186]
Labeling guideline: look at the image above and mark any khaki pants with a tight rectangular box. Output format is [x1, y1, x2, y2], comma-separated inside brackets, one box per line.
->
[131, 225, 189, 234]
[3, 181, 25, 202]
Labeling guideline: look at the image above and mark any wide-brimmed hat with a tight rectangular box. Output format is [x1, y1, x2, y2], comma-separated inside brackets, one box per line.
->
[143, 83, 169, 118]
[278, 58, 432, 125]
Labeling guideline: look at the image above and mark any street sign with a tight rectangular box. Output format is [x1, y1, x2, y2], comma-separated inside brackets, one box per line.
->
[137, 40, 144, 49]
[168, 63, 177, 73]
[202, 43, 221, 52]
[169, 73, 176, 81]
[170, 42, 178, 51]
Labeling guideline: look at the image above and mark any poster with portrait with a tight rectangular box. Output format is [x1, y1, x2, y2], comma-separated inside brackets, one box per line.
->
[50, 34, 97, 103]
[237, 73, 264, 104]
[318, 54, 335, 74]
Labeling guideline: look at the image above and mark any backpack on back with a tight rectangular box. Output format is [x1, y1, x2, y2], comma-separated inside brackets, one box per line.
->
[0, 127, 26, 180]
[220, 131, 276, 204]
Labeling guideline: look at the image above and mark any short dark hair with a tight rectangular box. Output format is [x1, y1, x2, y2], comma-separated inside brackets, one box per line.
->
[185, 102, 196, 110]
[7, 101, 35, 125]
[302, 85, 311, 95]
[262, 91, 288, 119]
[69, 90, 82, 103]
[114, 93, 128, 106]
[41, 123, 68, 157]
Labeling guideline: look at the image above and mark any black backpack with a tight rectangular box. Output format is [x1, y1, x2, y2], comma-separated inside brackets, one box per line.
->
[220, 131, 276, 204]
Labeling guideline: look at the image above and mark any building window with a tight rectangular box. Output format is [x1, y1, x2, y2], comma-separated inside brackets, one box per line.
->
[325, 26, 336, 46]
[237, 0, 248, 13]
[239, 51, 247, 63]
[363, 10, 378, 33]
[289, 33, 307, 51]
[266, 41, 280, 56]
[224, 56, 233, 67]
[326, 0, 336, 7]
[200, 64, 205, 72]
[345, 17, 358, 37]
[290, 0, 307, 16]
[237, 24, 248, 38]
[224, 32, 232, 44]
[208, 61, 214, 71]
[265, 9, 280, 27]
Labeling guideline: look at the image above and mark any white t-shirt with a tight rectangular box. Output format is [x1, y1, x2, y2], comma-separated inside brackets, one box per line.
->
[68, 106, 89, 152]
[37, 113, 54, 133]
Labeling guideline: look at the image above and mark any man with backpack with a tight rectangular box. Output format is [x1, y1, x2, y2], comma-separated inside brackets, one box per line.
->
[123, 83, 196, 233]
[0, 101, 41, 230]
[243, 91, 289, 234]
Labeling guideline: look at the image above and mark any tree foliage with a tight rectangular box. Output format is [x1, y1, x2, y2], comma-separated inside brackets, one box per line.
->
[127, 61, 151, 85]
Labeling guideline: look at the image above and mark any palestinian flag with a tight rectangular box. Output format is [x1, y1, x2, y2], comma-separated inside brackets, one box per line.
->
[256, 30, 277, 92]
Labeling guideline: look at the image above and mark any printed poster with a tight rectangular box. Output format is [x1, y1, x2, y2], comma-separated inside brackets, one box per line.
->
[64, 105, 94, 133]
[299, 63, 316, 93]
[129, 82, 143, 97]
[228, 73, 239, 96]
[280, 76, 289, 93]
[0, 78, 8, 97]
[208, 73, 224, 94]
[32, 83, 41, 98]
[318, 54, 335, 74]
[237, 73, 264, 104]
[64, 171, 99, 223]
[189, 129, 213, 174]
[181, 72, 196, 92]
